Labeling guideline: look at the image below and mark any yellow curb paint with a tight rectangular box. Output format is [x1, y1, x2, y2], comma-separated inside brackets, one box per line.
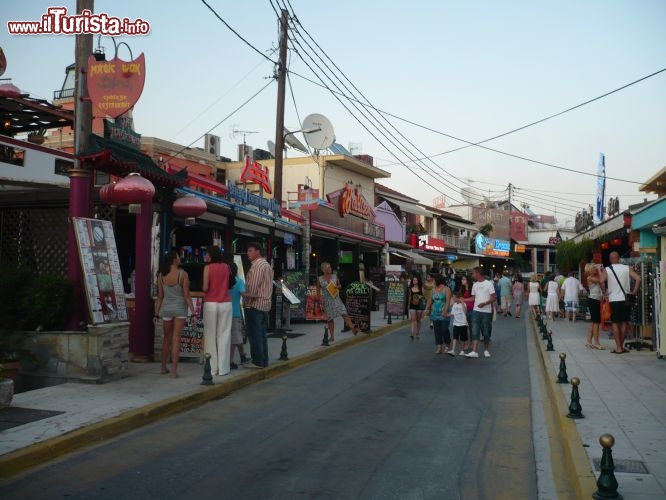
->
[0, 320, 408, 479]
[529, 317, 597, 499]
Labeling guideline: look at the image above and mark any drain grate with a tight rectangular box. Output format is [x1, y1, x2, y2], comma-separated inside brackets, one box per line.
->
[0, 407, 64, 431]
[593, 457, 649, 474]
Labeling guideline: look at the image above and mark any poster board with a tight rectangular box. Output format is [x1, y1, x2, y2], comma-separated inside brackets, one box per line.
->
[305, 285, 327, 321]
[282, 270, 307, 319]
[180, 296, 204, 357]
[73, 217, 128, 324]
[275, 280, 301, 305]
[345, 282, 371, 332]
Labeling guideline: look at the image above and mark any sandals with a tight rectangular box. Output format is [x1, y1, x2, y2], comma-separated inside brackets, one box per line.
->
[435, 346, 442, 354]
[585, 343, 594, 349]
[593, 344, 605, 350]
[611, 349, 628, 354]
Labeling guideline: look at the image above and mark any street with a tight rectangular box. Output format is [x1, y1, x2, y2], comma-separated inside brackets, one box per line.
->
[1, 316, 536, 499]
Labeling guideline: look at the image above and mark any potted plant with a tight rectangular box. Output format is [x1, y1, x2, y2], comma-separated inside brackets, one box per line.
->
[0, 330, 34, 384]
[27, 126, 47, 145]
[0, 363, 14, 408]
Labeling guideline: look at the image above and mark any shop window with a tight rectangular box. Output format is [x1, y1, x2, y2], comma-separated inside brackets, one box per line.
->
[0, 144, 24, 166]
[55, 158, 73, 177]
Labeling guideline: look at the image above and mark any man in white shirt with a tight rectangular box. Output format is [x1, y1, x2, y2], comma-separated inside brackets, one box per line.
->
[603, 252, 641, 354]
[464, 266, 496, 358]
[560, 271, 583, 322]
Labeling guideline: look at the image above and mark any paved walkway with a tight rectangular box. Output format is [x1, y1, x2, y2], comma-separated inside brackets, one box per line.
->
[537, 316, 666, 499]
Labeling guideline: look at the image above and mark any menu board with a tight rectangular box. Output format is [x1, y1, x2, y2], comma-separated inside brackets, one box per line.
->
[345, 282, 371, 332]
[305, 285, 327, 321]
[386, 281, 406, 317]
[180, 297, 204, 357]
[282, 271, 307, 319]
[73, 217, 128, 324]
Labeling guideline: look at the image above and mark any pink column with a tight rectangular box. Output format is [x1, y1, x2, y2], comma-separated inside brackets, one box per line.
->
[131, 199, 154, 361]
[67, 168, 92, 330]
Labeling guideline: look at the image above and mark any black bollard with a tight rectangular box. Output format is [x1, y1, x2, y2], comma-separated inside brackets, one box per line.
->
[546, 330, 555, 351]
[541, 324, 549, 340]
[566, 377, 585, 419]
[201, 353, 214, 386]
[593, 434, 623, 500]
[279, 334, 289, 360]
[322, 326, 330, 346]
[387, 312, 392, 325]
[556, 352, 569, 383]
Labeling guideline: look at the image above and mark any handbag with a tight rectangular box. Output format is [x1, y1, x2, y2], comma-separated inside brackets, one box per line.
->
[608, 265, 636, 307]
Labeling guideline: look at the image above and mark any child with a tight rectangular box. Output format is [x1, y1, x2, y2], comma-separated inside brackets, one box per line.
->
[449, 292, 469, 356]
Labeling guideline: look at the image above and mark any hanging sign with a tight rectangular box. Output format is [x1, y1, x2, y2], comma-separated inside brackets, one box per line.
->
[87, 52, 146, 118]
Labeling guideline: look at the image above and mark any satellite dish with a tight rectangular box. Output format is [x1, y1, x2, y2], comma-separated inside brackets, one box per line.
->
[283, 127, 309, 154]
[267, 140, 276, 157]
[302, 113, 335, 151]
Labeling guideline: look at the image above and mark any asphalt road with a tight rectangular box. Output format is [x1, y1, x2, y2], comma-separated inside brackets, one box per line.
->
[1, 315, 536, 499]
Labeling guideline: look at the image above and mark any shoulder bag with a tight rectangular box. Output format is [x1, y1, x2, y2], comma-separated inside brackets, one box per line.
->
[608, 265, 636, 307]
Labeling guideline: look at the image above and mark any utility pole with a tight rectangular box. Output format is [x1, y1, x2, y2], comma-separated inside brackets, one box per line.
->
[508, 182, 513, 241]
[67, 0, 94, 329]
[273, 9, 288, 208]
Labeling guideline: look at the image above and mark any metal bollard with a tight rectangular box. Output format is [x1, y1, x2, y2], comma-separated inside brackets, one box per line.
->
[541, 324, 549, 340]
[322, 326, 330, 346]
[566, 377, 584, 419]
[201, 353, 214, 386]
[593, 434, 623, 500]
[387, 312, 392, 325]
[279, 334, 289, 360]
[546, 330, 555, 351]
[556, 352, 569, 383]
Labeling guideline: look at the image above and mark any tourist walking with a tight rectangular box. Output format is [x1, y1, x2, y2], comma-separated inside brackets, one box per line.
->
[528, 275, 541, 318]
[202, 245, 233, 376]
[407, 274, 426, 340]
[512, 275, 525, 318]
[243, 242, 274, 368]
[154, 251, 196, 378]
[584, 263, 605, 349]
[545, 275, 560, 321]
[604, 251, 641, 354]
[229, 261, 250, 369]
[465, 267, 496, 358]
[317, 262, 358, 342]
[498, 272, 512, 316]
[425, 274, 451, 354]
[424, 273, 436, 329]
[449, 292, 469, 356]
[561, 271, 584, 322]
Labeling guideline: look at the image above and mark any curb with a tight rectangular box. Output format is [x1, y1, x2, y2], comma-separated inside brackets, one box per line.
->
[529, 317, 597, 499]
[0, 319, 408, 479]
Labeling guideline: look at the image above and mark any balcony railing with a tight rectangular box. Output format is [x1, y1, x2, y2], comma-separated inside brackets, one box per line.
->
[53, 88, 75, 100]
[414, 232, 470, 252]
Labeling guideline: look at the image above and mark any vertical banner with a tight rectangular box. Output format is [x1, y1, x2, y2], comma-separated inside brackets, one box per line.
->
[595, 152, 606, 224]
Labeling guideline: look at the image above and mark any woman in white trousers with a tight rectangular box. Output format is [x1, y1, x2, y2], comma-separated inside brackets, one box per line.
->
[202, 246, 233, 375]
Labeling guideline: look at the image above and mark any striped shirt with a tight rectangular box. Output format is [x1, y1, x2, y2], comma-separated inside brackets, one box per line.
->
[245, 257, 273, 311]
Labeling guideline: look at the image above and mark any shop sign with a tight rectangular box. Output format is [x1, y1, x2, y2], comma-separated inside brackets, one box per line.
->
[227, 181, 280, 215]
[474, 234, 510, 256]
[87, 53, 146, 118]
[240, 156, 272, 194]
[338, 182, 372, 218]
[284, 233, 294, 245]
[548, 236, 561, 246]
[514, 244, 526, 253]
[446, 254, 458, 262]
[418, 235, 445, 252]
[103, 114, 140, 149]
[297, 185, 319, 210]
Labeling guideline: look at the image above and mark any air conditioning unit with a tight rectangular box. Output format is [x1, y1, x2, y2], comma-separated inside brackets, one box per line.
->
[204, 134, 221, 157]
[238, 144, 253, 161]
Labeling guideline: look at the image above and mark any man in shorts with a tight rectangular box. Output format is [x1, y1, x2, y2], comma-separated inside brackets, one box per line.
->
[498, 272, 512, 316]
[465, 267, 496, 358]
[560, 271, 583, 322]
[603, 252, 641, 353]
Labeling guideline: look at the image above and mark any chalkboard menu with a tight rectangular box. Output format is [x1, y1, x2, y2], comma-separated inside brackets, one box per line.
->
[282, 270, 307, 320]
[180, 297, 204, 357]
[386, 281, 406, 317]
[368, 268, 386, 304]
[345, 282, 371, 332]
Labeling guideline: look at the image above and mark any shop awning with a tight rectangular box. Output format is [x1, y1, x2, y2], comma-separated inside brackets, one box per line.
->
[440, 218, 477, 232]
[393, 200, 431, 217]
[392, 250, 434, 266]
[82, 135, 187, 187]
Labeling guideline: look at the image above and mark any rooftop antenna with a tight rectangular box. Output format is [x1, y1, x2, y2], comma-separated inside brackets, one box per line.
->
[229, 124, 258, 160]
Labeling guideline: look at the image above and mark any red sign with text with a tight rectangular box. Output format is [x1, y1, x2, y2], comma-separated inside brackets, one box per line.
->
[240, 156, 272, 194]
[87, 53, 146, 118]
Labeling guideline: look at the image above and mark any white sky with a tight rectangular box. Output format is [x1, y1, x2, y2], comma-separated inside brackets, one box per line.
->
[3, 0, 665, 226]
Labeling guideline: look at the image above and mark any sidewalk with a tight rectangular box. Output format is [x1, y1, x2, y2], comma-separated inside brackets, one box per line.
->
[0, 310, 408, 478]
[535, 316, 666, 499]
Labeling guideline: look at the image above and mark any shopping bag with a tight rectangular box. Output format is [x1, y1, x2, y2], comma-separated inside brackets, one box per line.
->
[600, 298, 611, 330]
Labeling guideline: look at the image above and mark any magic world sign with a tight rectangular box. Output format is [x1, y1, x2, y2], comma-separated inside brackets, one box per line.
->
[226, 181, 280, 216]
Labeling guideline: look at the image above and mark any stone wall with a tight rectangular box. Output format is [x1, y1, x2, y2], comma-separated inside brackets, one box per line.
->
[31, 322, 129, 382]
